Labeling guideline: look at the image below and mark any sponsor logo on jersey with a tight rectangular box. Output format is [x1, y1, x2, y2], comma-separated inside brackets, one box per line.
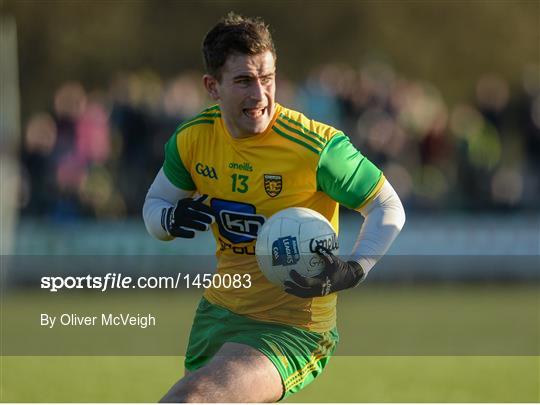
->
[211, 198, 266, 244]
[228, 162, 253, 172]
[272, 236, 300, 266]
[195, 163, 218, 179]
[220, 210, 265, 238]
[309, 234, 339, 252]
[264, 174, 282, 197]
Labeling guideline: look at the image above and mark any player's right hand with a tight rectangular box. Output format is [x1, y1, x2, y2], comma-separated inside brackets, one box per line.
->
[162, 195, 215, 238]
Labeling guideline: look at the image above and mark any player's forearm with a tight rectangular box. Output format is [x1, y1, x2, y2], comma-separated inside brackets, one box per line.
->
[351, 180, 406, 277]
[142, 168, 193, 241]
[143, 196, 174, 241]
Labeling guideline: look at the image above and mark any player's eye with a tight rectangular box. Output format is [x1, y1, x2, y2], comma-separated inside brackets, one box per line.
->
[235, 78, 251, 86]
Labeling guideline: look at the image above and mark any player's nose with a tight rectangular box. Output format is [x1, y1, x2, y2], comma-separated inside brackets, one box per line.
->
[248, 79, 265, 101]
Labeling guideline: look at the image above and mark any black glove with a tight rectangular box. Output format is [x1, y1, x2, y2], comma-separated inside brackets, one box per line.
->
[284, 246, 365, 298]
[161, 195, 215, 238]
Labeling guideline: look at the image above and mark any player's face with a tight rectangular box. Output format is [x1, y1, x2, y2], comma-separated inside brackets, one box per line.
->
[204, 51, 276, 138]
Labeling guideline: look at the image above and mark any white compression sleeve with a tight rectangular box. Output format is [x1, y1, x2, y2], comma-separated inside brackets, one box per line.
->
[142, 168, 194, 241]
[350, 180, 406, 276]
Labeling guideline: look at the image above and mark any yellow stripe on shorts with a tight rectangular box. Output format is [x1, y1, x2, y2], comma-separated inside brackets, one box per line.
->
[283, 332, 334, 391]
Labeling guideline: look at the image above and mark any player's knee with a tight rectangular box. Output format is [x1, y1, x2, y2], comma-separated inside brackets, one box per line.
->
[160, 382, 205, 403]
[173, 387, 206, 403]
[161, 374, 217, 403]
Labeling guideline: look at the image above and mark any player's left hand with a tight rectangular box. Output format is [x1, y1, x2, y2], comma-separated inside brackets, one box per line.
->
[283, 246, 365, 298]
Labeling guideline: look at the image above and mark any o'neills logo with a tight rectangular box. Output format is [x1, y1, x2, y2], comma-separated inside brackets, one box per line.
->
[309, 234, 339, 252]
[229, 162, 253, 172]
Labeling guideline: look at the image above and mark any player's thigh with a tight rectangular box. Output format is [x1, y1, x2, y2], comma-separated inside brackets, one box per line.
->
[198, 342, 282, 402]
[168, 342, 283, 402]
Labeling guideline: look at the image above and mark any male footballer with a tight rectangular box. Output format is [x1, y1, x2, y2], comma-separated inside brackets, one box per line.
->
[143, 13, 405, 402]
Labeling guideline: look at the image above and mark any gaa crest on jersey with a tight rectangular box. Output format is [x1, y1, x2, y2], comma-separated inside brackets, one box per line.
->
[195, 162, 218, 179]
[264, 174, 282, 197]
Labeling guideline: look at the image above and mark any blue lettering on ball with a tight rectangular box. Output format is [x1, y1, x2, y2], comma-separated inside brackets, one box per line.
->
[271, 236, 300, 266]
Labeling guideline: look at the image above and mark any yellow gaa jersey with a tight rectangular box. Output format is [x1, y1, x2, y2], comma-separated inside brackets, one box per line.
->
[163, 103, 384, 332]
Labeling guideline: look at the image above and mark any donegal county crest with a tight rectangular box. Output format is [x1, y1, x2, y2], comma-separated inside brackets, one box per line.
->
[264, 174, 282, 197]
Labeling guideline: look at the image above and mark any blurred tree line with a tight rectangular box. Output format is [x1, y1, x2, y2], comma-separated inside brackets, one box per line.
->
[1, 0, 538, 121]
[2, 0, 539, 220]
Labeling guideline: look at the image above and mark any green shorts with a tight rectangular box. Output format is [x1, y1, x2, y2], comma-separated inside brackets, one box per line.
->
[184, 297, 339, 400]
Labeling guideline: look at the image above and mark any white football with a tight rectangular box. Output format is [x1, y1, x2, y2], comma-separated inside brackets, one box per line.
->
[255, 207, 339, 287]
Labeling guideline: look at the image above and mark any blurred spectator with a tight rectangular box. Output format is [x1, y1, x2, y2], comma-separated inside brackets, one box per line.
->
[296, 65, 342, 128]
[18, 60, 540, 220]
[109, 72, 157, 216]
[20, 113, 58, 215]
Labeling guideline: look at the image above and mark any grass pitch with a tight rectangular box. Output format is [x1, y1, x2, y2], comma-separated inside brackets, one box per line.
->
[1, 285, 538, 402]
[2, 356, 538, 402]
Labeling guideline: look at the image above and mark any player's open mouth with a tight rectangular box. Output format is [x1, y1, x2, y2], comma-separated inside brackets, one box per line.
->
[243, 107, 266, 119]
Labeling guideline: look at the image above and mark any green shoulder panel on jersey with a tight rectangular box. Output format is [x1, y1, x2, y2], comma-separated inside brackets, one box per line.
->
[163, 108, 219, 190]
[316, 133, 384, 209]
[163, 134, 196, 190]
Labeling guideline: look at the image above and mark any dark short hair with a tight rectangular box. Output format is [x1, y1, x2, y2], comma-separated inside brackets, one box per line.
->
[202, 12, 276, 80]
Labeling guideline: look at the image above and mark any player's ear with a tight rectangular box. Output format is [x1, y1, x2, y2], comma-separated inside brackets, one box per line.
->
[203, 74, 220, 100]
